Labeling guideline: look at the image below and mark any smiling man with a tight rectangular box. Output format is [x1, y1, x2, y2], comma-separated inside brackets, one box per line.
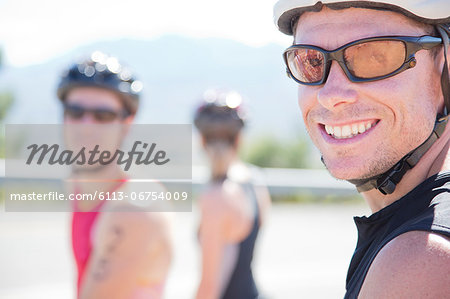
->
[274, 0, 449, 298]
[57, 52, 172, 299]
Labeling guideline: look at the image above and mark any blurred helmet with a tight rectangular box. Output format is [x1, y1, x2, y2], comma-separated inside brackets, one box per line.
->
[274, 0, 450, 36]
[194, 89, 246, 141]
[57, 51, 143, 115]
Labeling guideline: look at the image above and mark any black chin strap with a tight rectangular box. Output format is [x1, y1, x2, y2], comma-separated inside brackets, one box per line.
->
[437, 25, 450, 116]
[348, 116, 448, 195]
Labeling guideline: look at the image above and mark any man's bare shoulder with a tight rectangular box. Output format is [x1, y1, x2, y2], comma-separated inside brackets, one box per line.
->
[94, 204, 172, 254]
[359, 230, 450, 299]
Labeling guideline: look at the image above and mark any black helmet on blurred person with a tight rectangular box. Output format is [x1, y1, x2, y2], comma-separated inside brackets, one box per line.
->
[57, 51, 143, 115]
[194, 89, 246, 143]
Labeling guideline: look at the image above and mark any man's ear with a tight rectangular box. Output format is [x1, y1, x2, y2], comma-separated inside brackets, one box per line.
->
[123, 114, 135, 125]
[436, 44, 450, 72]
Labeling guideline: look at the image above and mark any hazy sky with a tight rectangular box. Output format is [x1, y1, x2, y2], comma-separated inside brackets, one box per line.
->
[0, 0, 291, 67]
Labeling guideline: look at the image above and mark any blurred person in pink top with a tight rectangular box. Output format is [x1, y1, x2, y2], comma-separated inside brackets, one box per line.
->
[57, 51, 172, 299]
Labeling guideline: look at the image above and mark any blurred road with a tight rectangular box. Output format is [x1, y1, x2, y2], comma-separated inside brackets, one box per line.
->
[0, 202, 370, 299]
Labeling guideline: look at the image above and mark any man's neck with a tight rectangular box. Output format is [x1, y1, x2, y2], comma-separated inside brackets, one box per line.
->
[69, 165, 127, 211]
[362, 125, 450, 213]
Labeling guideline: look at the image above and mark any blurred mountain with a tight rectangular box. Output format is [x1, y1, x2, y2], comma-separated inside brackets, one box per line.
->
[0, 35, 304, 139]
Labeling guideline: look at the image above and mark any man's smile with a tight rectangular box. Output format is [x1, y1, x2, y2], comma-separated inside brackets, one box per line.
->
[318, 119, 380, 144]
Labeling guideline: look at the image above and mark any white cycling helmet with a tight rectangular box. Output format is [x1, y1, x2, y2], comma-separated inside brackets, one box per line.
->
[273, 0, 450, 195]
[274, 0, 450, 36]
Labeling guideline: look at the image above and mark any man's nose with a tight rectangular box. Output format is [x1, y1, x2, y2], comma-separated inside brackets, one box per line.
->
[317, 61, 358, 111]
[77, 112, 98, 124]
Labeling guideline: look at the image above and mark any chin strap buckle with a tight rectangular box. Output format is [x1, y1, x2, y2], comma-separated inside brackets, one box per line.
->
[352, 115, 447, 195]
[376, 155, 412, 195]
[377, 178, 396, 195]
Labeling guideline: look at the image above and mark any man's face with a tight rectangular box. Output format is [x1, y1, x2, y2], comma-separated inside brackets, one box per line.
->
[64, 87, 126, 125]
[294, 7, 443, 180]
[63, 87, 131, 172]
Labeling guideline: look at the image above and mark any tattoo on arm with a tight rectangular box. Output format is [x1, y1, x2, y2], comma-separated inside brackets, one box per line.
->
[92, 225, 124, 281]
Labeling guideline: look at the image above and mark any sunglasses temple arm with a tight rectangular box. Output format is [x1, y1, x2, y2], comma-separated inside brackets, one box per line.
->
[417, 36, 444, 50]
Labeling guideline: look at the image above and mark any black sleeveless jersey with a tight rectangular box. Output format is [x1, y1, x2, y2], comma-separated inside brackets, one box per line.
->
[344, 172, 450, 299]
[221, 183, 260, 299]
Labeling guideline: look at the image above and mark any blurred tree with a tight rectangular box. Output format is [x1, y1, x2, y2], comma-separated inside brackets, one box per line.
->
[0, 47, 15, 158]
[281, 137, 310, 168]
[241, 134, 311, 168]
[0, 92, 13, 123]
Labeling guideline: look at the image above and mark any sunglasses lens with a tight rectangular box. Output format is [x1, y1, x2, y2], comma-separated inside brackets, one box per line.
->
[286, 48, 325, 83]
[344, 40, 406, 79]
[64, 104, 123, 122]
[64, 105, 85, 119]
[93, 109, 121, 122]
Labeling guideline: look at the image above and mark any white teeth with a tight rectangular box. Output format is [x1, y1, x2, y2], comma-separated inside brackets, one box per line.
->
[325, 121, 377, 139]
[358, 123, 366, 134]
[341, 125, 351, 137]
[328, 126, 334, 135]
[351, 124, 359, 135]
[334, 126, 342, 137]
